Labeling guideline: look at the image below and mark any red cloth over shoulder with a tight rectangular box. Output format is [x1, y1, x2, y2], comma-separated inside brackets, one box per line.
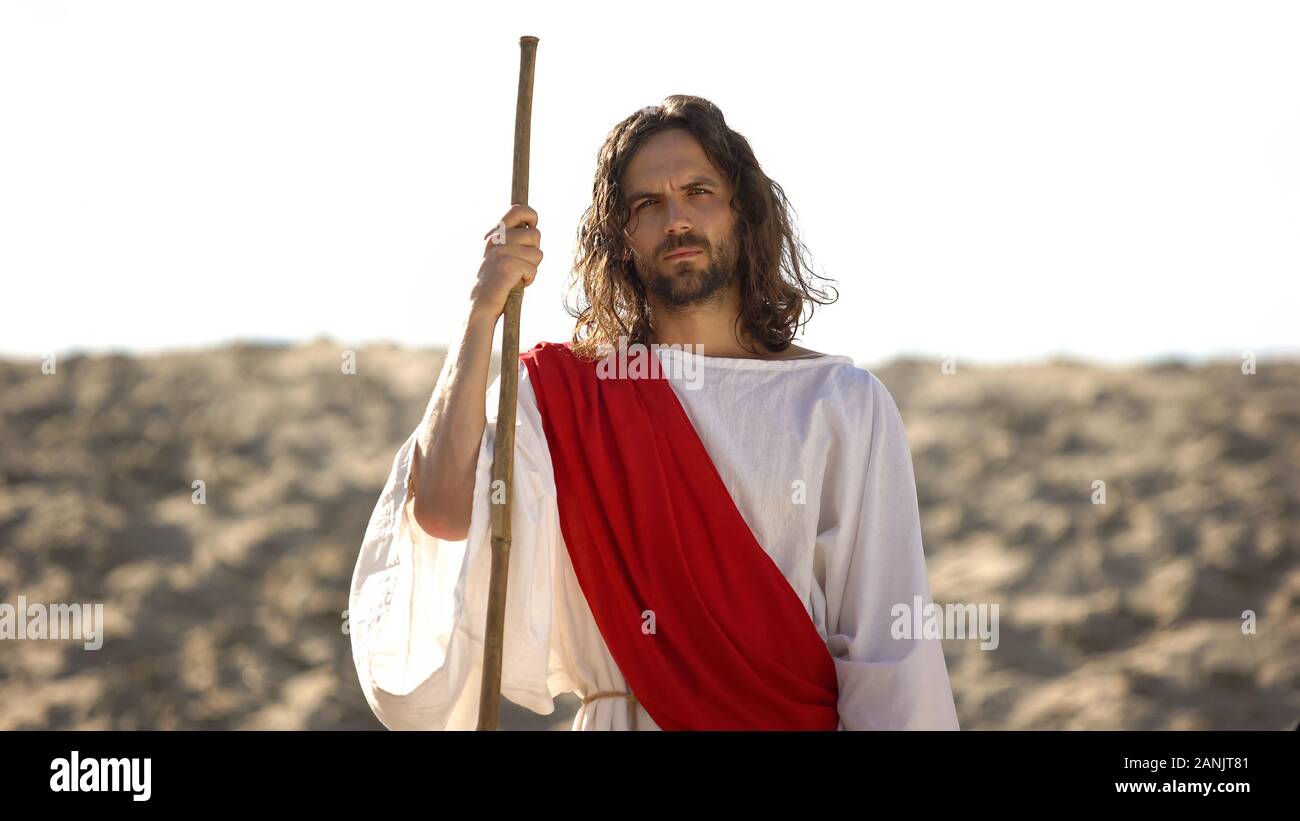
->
[519, 341, 839, 730]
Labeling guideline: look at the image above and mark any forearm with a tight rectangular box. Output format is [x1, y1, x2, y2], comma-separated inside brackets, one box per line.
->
[410, 302, 501, 539]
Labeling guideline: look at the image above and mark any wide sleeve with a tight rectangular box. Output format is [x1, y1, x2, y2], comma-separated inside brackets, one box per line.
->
[347, 359, 565, 730]
[821, 373, 961, 730]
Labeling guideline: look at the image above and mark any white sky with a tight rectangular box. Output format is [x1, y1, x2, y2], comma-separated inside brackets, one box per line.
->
[2, 0, 1296, 366]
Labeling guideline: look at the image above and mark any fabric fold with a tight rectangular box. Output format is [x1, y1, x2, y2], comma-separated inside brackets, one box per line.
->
[521, 341, 840, 730]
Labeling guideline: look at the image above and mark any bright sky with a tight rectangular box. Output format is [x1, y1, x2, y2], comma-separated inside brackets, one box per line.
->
[2, 0, 1296, 366]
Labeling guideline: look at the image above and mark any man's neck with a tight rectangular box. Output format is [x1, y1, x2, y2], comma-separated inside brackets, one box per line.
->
[645, 283, 768, 358]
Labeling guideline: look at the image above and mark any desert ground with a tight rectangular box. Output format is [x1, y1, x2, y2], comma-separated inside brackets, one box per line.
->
[1, 339, 1296, 729]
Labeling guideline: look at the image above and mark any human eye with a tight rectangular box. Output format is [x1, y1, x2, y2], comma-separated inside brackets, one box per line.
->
[636, 199, 656, 210]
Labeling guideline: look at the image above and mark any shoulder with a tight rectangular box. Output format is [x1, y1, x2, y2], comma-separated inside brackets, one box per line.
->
[520, 339, 609, 369]
[818, 360, 906, 436]
[517, 340, 591, 386]
[520, 339, 573, 365]
[817, 358, 888, 403]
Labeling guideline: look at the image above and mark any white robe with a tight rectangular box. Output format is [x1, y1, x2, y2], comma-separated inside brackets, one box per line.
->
[348, 346, 960, 730]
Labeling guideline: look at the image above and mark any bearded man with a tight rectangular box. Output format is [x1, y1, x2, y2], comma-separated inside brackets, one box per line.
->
[349, 95, 959, 731]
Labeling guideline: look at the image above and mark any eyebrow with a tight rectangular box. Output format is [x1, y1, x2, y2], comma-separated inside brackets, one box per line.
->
[625, 175, 721, 205]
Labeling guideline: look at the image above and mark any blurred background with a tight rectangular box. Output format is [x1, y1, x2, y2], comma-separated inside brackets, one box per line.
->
[1, 0, 1297, 729]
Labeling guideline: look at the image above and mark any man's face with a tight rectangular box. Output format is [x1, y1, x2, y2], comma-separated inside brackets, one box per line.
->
[621, 128, 738, 308]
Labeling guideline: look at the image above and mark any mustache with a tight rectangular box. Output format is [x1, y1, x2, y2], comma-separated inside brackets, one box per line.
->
[659, 237, 709, 257]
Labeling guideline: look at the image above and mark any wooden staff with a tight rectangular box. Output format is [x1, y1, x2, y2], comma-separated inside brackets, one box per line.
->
[477, 34, 539, 731]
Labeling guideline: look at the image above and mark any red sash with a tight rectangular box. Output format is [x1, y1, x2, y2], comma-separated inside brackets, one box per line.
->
[520, 341, 839, 730]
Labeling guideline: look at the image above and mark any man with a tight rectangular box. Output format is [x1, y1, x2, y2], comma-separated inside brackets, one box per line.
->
[348, 95, 960, 730]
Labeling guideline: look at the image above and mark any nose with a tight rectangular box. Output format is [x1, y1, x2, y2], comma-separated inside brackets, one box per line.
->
[663, 197, 692, 235]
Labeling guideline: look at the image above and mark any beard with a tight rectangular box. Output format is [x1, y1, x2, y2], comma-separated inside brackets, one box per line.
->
[629, 232, 738, 309]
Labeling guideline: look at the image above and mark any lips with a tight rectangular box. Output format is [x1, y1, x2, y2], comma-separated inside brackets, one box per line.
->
[664, 247, 703, 260]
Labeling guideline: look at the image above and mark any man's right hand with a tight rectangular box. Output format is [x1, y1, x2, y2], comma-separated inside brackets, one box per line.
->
[469, 203, 543, 322]
[410, 203, 543, 542]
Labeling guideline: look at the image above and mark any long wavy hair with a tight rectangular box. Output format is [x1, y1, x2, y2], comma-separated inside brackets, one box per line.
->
[566, 95, 838, 360]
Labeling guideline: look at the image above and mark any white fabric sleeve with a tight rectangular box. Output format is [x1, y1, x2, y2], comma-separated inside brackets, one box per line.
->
[347, 360, 563, 730]
[823, 373, 961, 730]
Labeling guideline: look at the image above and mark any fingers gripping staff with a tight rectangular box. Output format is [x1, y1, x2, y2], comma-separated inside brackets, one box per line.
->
[477, 35, 539, 731]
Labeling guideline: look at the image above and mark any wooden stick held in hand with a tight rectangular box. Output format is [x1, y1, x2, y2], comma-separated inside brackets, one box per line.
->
[477, 34, 539, 731]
